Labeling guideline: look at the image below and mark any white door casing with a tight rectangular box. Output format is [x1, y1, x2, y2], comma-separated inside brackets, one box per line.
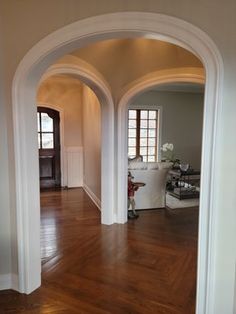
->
[12, 12, 223, 314]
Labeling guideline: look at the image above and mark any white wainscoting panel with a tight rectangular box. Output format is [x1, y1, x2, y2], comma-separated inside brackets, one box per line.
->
[66, 146, 83, 188]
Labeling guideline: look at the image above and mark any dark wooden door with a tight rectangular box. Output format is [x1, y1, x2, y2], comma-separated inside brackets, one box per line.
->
[38, 107, 61, 188]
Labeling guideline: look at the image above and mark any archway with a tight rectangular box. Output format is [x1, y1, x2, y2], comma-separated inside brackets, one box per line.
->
[38, 61, 112, 188]
[117, 67, 205, 223]
[12, 12, 223, 314]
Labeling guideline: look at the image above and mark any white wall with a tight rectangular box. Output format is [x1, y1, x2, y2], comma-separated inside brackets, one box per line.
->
[131, 90, 204, 169]
[82, 85, 101, 203]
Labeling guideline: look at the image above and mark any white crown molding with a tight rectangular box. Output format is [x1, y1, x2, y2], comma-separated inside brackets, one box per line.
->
[12, 12, 223, 313]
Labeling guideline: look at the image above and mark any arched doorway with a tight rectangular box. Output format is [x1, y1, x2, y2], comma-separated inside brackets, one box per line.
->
[12, 12, 223, 313]
[37, 106, 61, 189]
[117, 67, 205, 223]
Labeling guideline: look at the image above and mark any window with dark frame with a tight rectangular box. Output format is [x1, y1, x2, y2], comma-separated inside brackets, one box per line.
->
[37, 111, 54, 149]
[128, 109, 159, 162]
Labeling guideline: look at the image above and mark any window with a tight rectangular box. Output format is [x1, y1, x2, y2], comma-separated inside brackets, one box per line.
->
[128, 109, 159, 162]
[37, 111, 54, 149]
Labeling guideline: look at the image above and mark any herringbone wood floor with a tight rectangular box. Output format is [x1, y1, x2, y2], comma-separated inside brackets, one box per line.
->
[0, 188, 198, 313]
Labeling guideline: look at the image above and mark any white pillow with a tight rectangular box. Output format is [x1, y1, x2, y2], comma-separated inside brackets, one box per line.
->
[158, 162, 173, 169]
[128, 155, 143, 162]
[147, 162, 159, 170]
[128, 161, 148, 170]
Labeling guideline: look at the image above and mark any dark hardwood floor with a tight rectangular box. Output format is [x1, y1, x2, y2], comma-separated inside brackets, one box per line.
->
[0, 188, 198, 314]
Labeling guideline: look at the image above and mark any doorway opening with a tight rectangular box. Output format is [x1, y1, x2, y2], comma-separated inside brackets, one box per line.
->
[37, 73, 102, 199]
[127, 83, 204, 215]
[37, 74, 103, 276]
[38, 107, 61, 189]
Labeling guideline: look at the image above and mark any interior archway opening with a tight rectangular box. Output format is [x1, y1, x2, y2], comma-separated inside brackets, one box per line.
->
[126, 81, 205, 211]
[25, 37, 205, 313]
[12, 12, 223, 314]
[36, 73, 103, 271]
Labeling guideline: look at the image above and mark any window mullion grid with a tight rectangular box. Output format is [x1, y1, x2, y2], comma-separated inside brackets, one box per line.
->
[155, 111, 158, 161]
[147, 110, 150, 161]
[136, 110, 141, 157]
[39, 112, 42, 149]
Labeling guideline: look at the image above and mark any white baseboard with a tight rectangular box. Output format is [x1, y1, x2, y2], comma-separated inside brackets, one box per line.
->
[83, 184, 101, 210]
[0, 274, 12, 290]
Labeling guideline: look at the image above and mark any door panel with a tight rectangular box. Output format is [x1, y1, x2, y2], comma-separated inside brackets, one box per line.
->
[39, 156, 54, 178]
[38, 107, 61, 188]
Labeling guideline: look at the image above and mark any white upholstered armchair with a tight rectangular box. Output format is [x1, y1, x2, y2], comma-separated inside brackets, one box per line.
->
[128, 162, 172, 210]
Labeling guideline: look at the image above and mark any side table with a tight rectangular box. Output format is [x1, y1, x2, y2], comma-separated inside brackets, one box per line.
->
[167, 169, 200, 200]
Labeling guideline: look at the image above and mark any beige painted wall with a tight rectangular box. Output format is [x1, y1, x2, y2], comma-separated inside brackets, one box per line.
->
[0, 2, 235, 312]
[131, 90, 204, 169]
[37, 75, 83, 147]
[82, 85, 101, 200]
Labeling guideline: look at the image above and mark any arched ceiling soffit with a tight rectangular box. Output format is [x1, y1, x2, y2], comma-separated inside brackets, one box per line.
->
[37, 74, 83, 106]
[40, 55, 113, 104]
[118, 67, 205, 105]
[70, 38, 204, 99]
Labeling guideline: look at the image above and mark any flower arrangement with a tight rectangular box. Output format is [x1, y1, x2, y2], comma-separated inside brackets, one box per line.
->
[161, 142, 180, 167]
[161, 143, 174, 161]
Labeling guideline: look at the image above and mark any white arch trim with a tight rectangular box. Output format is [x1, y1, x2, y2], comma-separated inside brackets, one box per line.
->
[12, 12, 223, 314]
[13, 25, 115, 295]
[119, 67, 205, 102]
[40, 56, 112, 98]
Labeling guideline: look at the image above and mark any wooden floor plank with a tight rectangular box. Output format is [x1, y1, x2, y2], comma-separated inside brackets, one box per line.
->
[0, 188, 198, 313]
